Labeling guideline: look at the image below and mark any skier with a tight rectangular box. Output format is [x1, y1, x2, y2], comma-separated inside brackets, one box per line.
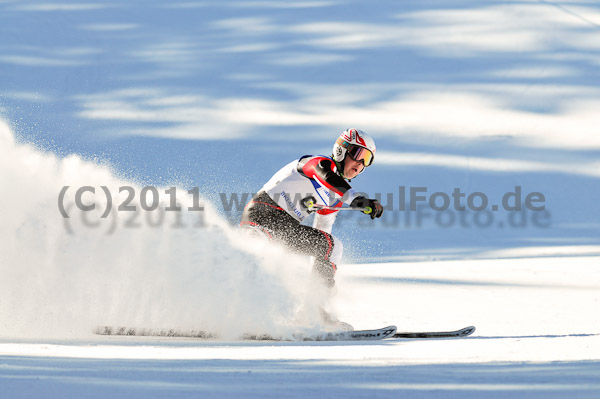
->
[240, 128, 384, 330]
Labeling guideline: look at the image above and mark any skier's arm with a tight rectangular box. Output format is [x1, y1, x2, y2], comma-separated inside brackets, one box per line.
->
[297, 156, 359, 204]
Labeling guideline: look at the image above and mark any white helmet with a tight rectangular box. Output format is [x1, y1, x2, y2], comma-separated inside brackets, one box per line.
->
[332, 128, 376, 172]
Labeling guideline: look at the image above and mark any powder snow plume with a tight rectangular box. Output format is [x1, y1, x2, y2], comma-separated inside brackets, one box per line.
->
[0, 119, 323, 339]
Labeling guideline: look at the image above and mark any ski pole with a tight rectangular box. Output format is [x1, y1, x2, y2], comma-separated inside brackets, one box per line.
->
[305, 200, 372, 215]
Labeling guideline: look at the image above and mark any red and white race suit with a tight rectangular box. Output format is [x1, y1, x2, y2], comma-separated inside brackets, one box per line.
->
[240, 155, 361, 288]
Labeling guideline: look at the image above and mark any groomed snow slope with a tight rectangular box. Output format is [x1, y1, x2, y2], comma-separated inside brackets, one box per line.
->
[2, 255, 599, 399]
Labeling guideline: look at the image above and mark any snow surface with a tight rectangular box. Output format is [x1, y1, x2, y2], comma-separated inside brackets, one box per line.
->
[1, 0, 600, 397]
[1, 256, 599, 398]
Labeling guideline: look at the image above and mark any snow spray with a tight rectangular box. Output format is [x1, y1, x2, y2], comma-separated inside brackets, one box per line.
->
[0, 119, 324, 339]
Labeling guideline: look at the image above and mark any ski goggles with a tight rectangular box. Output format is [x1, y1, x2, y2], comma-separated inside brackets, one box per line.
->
[346, 143, 374, 167]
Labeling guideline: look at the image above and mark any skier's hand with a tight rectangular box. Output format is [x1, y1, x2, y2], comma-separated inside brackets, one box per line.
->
[350, 197, 384, 219]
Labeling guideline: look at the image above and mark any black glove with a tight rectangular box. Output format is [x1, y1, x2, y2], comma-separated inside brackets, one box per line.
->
[350, 196, 384, 219]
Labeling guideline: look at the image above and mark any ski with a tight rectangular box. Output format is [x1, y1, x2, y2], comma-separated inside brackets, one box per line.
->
[301, 325, 397, 341]
[94, 325, 397, 341]
[392, 325, 476, 339]
[94, 325, 475, 340]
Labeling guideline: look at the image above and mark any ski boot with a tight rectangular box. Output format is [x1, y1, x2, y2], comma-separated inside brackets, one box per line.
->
[320, 308, 354, 331]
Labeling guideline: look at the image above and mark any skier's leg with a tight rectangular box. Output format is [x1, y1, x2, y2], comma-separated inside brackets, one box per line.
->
[310, 235, 342, 288]
[275, 224, 342, 288]
[241, 193, 352, 330]
[282, 229, 353, 330]
[242, 191, 344, 286]
[240, 192, 286, 238]
[308, 235, 354, 330]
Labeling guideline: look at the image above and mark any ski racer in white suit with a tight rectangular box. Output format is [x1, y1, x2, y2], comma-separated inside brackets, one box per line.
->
[241, 129, 383, 299]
